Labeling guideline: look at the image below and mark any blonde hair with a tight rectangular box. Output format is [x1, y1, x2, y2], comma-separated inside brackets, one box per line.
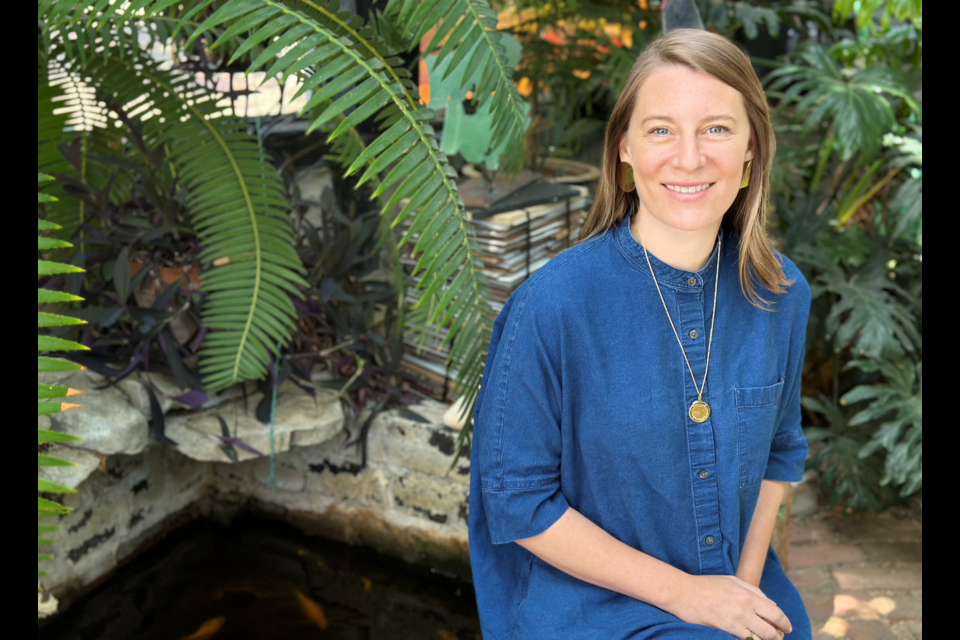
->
[580, 29, 790, 308]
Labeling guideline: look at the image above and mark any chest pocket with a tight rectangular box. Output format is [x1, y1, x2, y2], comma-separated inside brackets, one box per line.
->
[736, 381, 785, 488]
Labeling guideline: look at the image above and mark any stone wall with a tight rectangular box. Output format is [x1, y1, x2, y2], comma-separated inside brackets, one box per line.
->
[39, 370, 472, 618]
[40, 369, 808, 620]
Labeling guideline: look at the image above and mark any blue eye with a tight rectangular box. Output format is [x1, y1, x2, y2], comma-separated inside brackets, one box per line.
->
[707, 126, 727, 134]
[651, 127, 669, 136]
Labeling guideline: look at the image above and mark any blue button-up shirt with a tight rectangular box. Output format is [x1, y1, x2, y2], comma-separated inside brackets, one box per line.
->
[469, 213, 812, 639]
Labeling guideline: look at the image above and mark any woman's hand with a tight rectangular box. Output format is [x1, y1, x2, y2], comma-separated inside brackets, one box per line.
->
[667, 575, 792, 640]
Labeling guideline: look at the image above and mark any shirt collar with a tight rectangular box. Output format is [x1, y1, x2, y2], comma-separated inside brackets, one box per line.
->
[614, 210, 724, 293]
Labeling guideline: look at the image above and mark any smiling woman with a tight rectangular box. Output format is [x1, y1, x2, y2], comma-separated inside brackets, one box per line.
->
[469, 29, 812, 640]
[581, 29, 790, 308]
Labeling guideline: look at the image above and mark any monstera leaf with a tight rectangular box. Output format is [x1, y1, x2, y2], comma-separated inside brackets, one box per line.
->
[844, 358, 922, 497]
[767, 41, 920, 163]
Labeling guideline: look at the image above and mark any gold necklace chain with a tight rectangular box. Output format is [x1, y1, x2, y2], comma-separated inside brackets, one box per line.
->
[642, 236, 722, 423]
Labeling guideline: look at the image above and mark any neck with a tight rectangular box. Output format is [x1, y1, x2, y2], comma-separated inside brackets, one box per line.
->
[630, 207, 722, 273]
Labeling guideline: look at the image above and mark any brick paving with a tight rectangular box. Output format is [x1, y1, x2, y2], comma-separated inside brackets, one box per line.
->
[788, 510, 922, 639]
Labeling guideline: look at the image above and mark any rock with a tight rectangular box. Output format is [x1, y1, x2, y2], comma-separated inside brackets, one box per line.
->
[38, 415, 52, 432]
[165, 382, 343, 463]
[46, 373, 150, 456]
[38, 445, 102, 490]
[117, 372, 244, 419]
[253, 457, 306, 493]
[370, 403, 471, 483]
[443, 396, 470, 431]
[38, 588, 58, 619]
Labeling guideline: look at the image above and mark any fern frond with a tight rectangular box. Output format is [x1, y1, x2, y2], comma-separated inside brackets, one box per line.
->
[195, 1, 496, 422]
[41, 23, 310, 389]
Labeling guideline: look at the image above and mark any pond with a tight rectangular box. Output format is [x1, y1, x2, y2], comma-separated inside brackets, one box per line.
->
[38, 516, 482, 640]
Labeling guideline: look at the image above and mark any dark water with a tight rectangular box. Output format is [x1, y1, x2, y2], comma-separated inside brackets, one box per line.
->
[38, 516, 481, 640]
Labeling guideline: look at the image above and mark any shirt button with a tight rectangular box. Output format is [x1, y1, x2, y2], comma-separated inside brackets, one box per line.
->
[686, 277, 698, 287]
[689, 330, 700, 340]
[698, 470, 709, 480]
[705, 536, 716, 546]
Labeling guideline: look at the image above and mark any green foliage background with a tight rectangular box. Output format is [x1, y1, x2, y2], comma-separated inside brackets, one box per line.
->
[37, 2, 921, 592]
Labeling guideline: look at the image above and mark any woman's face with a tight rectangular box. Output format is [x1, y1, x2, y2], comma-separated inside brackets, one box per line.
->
[619, 64, 756, 234]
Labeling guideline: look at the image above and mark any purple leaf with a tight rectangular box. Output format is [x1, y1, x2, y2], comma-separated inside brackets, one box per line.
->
[189, 327, 208, 353]
[217, 436, 265, 457]
[174, 390, 208, 407]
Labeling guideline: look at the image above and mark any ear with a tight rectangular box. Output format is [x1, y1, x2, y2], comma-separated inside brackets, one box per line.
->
[744, 135, 756, 163]
[618, 135, 632, 165]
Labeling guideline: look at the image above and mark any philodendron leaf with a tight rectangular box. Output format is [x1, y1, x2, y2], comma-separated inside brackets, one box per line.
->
[38, 524, 58, 535]
[38, 478, 76, 495]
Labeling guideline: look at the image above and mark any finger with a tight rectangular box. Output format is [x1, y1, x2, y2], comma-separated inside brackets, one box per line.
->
[748, 617, 782, 640]
[760, 617, 786, 639]
[755, 601, 793, 635]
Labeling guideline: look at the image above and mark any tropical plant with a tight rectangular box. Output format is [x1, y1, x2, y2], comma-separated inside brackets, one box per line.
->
[37, 0, 531, 435]
[39, 13, 309, 392]
[766, 1, 922, 509]
[38, 174, 87, 583]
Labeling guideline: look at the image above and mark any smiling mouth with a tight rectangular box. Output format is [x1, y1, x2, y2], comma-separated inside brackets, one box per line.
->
[663, 183, 715, 194]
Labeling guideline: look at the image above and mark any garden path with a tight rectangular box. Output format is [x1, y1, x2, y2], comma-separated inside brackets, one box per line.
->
[788, 510, 922, 640]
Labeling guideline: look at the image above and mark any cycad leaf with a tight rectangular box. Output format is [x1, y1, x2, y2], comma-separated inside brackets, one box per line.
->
[38, 430, 82, 445]
[54, 42, 308, 390]
[37, 498, 70, 515]
[38, 336, 89, 353]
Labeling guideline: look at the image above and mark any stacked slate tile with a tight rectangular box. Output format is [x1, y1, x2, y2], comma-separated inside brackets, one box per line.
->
[399, 175, 592, 401]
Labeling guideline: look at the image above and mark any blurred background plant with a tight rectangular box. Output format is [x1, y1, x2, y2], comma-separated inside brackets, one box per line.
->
[763, 0, 922, 511]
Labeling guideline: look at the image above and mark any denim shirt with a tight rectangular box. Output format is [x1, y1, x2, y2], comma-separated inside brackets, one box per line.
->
[469, 213, 812, 639]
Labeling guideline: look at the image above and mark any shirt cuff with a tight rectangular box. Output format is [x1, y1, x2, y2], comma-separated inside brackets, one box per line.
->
[764, 434, 809, 483]
[481, 483, 570, 545]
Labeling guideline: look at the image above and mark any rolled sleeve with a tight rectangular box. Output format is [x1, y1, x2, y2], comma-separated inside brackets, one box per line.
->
[765, 273, 812, 484]
[476, 290, 569, 545]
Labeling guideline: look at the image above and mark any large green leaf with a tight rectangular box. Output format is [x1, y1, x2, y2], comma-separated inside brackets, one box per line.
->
[40, 37, 309, 390]
[389, 0, 530, 172]
[38, 173, 83, 580]
[190, 0, 496, 431]
[844, 359, 922, 496]
[796, 246, 920, 359]
[767, 42, 920, 162]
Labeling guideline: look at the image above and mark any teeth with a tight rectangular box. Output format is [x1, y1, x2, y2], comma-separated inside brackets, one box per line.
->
[665, 184, 712, 194]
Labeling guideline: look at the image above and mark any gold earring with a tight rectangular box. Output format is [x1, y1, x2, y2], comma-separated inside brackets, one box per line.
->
[618, 162, 636, 193]
[740, 160, 753, 190]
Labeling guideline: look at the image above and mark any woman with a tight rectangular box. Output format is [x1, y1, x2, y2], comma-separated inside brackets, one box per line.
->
[468, 30, 812, 640]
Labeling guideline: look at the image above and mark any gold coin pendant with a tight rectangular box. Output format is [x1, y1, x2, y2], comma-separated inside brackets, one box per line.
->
[689, 401, 711, 423]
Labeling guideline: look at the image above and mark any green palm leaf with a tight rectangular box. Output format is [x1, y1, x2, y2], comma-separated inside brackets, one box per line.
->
[40, 33, 309, 390]
[188, 0, 496, 434]
[38, 174, 86, 582]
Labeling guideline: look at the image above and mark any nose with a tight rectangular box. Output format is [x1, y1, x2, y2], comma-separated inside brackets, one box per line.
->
[671, 134, 706, 173]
